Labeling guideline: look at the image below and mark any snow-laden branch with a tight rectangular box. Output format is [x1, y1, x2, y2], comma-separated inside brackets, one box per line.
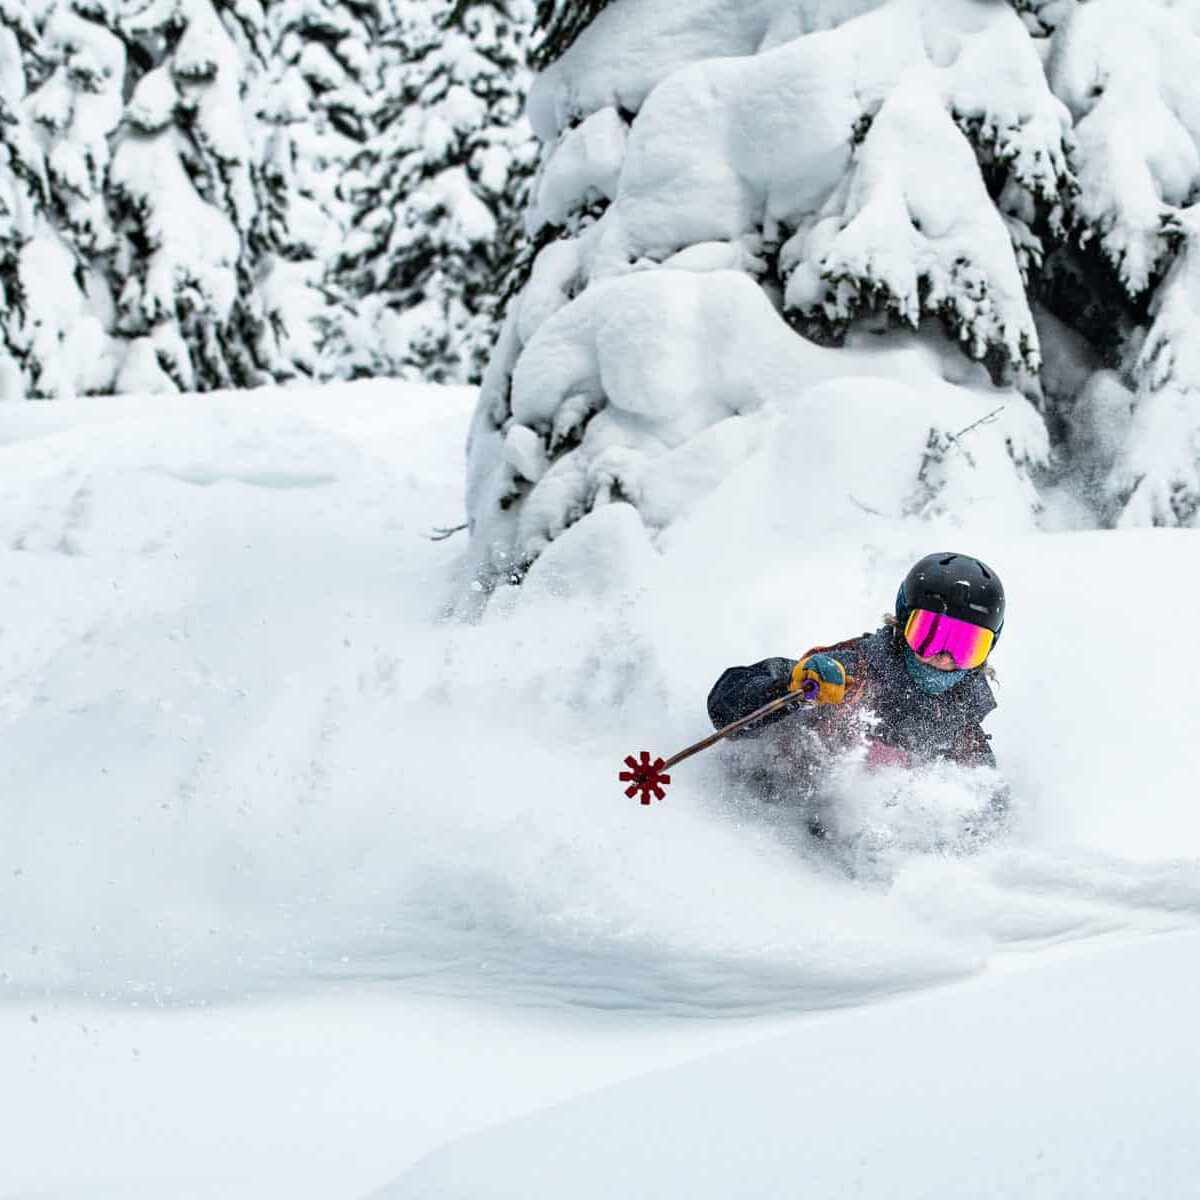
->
[1047, 0, 1200, 526]
[782, 75, 1042, 378]
[1048, 0, 1200, 297]
[1109, 205, 1200, 526]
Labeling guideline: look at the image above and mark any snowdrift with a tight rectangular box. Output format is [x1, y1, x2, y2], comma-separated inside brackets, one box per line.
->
[383, 929, 1200, 1200]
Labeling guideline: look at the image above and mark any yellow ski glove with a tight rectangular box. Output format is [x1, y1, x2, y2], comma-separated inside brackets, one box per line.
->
[788, 653, 853, 705]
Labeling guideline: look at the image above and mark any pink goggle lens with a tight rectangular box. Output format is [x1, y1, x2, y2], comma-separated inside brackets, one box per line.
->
[903, 609, 994, 670]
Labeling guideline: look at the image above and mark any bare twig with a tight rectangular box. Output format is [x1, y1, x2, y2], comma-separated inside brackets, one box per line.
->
[850, 494, 886, 517]
[427, 522, 468, 542]
[947, 406, 1003, 447]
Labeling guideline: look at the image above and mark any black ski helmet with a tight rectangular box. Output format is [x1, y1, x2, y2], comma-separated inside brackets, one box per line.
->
[895, 552, 1005, 639]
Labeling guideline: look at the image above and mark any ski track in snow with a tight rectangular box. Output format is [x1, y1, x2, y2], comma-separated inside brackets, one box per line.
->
[1, 381, 1198, 1026]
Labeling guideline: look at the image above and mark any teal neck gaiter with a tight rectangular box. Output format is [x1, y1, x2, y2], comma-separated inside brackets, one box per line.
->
[903, 644, 969, 696]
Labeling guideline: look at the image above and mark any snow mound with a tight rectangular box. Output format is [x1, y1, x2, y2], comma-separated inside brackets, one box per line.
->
[467, 268, 1045, 589]
[380, 929, 1200, 1200]
[527, 0, 884, 140]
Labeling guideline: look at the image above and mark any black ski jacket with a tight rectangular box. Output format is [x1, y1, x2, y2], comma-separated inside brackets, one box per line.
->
[707, 627, 997, 768]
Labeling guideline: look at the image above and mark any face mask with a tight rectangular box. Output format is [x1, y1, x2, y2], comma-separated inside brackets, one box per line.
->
[902, 644, 969, 696]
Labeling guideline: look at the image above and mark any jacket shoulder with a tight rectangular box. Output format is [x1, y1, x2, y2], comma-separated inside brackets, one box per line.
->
[966, 672, 998, 721]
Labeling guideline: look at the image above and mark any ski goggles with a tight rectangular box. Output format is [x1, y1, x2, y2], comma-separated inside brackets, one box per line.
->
[903, 608, 994, 670]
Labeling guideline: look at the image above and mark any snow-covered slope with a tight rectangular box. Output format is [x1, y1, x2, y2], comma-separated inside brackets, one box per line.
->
[385, 929, 1200, 1200]
[2, 381, 1199, 1196]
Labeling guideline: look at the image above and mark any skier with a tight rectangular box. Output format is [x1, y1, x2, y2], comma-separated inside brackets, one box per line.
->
[706, 553, 1006, 828]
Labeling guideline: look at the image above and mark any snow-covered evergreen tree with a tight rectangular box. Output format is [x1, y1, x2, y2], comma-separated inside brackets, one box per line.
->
[333, 0, 537, 384]
[0, 0, 45, 397]
[461, 0, 1200, 599]
[26, 0, 123, 269]
[107, 0, 287, 392]
[1043, 0, 1200, 526]
[2, 0, 123, 398]
[528, 0, 610, 68]
[463, 0, 1075, 594]
[0, 0, 304, 396]
[257, 0, 385, 374]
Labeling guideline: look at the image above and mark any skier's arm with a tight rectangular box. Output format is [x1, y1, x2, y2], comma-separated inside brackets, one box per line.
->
[707, 653, 853, 734]
[707, 658, 797, 732]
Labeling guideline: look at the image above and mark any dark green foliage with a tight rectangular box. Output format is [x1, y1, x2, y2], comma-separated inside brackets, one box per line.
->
[328, 0, 536, 384]
[531, 0, 615, 68]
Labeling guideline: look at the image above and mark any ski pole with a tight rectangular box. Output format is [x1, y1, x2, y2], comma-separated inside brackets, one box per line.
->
[618, 678, 820, 804]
